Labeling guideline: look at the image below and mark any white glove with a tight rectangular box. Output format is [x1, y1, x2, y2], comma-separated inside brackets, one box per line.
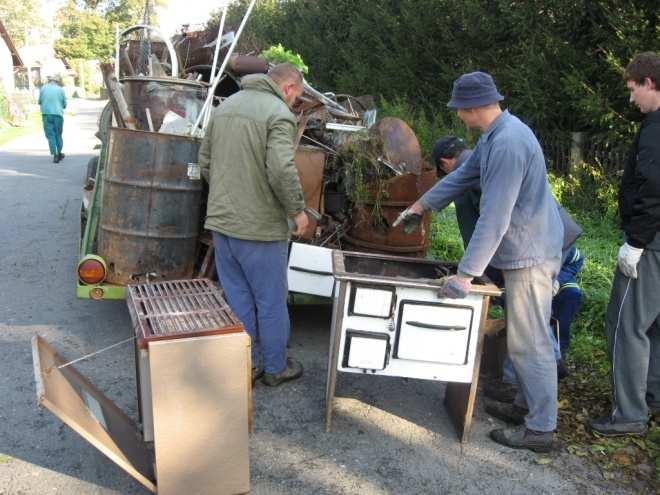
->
[617, 242, 644, 279]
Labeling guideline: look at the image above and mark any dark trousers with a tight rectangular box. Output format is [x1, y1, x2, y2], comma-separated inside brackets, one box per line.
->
[42, 114, 63, 156]
[552, 287, 582, 353]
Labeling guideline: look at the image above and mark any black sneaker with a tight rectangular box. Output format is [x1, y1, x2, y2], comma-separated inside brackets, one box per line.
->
[251, 365, 264, 385]
[485, 401, 528, 425]
[261, 358, 303, 387]
[53, 154, 59, 163]
[490, 425, 555, 453]
[589, 415, 647, 437]
[58, 153, 65, 162]
[484, 381, 518, 403]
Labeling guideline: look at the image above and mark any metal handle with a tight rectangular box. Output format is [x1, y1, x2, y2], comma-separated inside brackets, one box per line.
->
[289, 266, 333, 276]
[405, 321, 466, 331]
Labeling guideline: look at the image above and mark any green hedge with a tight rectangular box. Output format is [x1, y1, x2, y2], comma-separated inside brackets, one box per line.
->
[217, 0, 659, 143]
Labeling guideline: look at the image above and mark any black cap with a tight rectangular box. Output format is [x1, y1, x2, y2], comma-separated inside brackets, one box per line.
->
[431, 136, 466, 166]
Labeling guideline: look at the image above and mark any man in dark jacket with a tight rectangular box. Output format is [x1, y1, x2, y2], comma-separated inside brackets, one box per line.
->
[199, 63, 308, 387]
[590, 52, 660, 436]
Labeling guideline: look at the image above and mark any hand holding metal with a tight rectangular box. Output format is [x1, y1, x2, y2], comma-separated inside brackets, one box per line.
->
[392, 207, 422, 233]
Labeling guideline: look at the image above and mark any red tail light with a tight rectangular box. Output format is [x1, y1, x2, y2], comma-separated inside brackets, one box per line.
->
[78, 256, 107, 285]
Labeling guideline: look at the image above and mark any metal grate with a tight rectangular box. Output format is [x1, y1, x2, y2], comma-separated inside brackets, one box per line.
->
[126, 279, 243, 347]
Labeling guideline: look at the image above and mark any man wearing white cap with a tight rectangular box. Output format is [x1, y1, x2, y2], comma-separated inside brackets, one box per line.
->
[407, 71, 564, 452]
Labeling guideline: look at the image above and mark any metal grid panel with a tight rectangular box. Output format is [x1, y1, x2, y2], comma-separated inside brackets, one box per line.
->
[127, 279, 241, 340]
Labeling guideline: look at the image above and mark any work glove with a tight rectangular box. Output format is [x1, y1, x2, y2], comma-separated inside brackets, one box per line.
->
[438, 273, 473, 299]
[392, 207, 423, 234]
[617, 242, 644, 279]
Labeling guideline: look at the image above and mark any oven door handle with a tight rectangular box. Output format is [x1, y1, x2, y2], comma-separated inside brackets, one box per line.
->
[289, 266, 333, 276]
[405, 321, 466, 331]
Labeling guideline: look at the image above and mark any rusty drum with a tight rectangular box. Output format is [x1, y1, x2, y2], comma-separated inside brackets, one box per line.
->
[98, 128, 202, 284]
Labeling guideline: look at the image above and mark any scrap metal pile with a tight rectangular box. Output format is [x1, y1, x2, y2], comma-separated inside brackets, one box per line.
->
[92, 6, 437, 290]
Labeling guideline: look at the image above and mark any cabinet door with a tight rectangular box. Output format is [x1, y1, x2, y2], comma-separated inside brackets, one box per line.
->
[394, 302, 474, 364]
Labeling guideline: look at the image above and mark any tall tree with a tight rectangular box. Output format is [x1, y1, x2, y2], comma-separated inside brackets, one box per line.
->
[0, 0, 47, 46]
[54, 0, 114, 61]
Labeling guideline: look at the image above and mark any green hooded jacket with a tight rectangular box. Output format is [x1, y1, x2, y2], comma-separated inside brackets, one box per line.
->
[198, 74, 305, 241]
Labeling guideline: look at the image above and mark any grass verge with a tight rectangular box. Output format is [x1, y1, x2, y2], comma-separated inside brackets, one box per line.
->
[0, 112, 42, 147]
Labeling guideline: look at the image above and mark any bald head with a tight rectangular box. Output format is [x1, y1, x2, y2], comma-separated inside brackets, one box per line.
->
[268, 63, 303, 86]
[268, 63, 304, 108]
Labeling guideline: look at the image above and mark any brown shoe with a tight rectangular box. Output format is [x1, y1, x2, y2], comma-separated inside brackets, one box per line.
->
[261, 358, 303, 387]
[485, 401, 528, 425]
[490, 425, 555, 453]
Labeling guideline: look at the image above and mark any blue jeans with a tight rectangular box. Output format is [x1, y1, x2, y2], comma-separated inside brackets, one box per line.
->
[213, 232, 290, 374]
[42, 114, 63, 156]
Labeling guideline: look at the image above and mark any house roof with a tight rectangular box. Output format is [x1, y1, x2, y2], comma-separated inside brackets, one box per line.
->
[0, 19, 24, 67]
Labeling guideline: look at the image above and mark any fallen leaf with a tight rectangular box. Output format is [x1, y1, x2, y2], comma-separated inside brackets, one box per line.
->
[612, 451, 633, 466]
[535, 456, 553, 465]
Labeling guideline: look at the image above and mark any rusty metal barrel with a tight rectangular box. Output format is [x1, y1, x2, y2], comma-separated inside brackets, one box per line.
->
[344, 170, 437, 255]
[98, 128, 202, 284]
[344, 118, 437, 256]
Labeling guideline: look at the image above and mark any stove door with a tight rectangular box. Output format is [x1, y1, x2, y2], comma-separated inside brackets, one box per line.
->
[342, 330, 390, 370]
[287, 242, 335, 297]
[394, 301, 474, 364]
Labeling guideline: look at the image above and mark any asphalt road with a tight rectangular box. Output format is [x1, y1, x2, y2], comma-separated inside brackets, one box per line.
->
[0, 100, 632, 494]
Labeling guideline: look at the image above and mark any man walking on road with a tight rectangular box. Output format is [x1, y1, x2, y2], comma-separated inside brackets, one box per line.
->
[199, 63, 308, 387]
[590, 52, 660, 437]
[38, 75, 66, 163]
[406, 71, 564, 452]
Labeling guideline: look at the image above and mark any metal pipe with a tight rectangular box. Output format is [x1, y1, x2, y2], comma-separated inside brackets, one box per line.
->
[192, 0, 257, 136]
[209, 4, 228, 94]
[203, 4, 228, 131]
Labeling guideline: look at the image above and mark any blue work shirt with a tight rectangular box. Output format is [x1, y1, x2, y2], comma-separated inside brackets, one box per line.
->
[421, 110, 563, 276]
[38, 82, 67, 117]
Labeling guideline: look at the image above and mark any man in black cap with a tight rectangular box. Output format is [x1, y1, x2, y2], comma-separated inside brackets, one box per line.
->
[407, 71, 564, 452]
[431, 136, 481, 248]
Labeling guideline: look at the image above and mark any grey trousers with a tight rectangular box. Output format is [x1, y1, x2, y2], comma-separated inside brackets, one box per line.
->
[606, 249, 660, 423]
[503, 259, 560, 432]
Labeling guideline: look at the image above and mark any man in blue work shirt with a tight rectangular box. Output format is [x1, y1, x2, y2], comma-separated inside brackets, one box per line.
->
[38, 75, 67, 163]
[407, 71, 564, 452]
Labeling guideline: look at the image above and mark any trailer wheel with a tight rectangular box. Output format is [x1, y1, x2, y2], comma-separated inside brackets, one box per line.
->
[84, 155, 99, 190]
[96, 101, 113, 145]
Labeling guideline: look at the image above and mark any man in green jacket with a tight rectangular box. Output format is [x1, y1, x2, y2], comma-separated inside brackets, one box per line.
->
[38, 75, 67, 163]
[199, 63, 308, 386]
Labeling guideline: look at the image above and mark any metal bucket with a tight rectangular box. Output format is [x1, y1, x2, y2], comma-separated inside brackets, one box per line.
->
[98, 128, 202, 284]
[120, 77, 207, 132]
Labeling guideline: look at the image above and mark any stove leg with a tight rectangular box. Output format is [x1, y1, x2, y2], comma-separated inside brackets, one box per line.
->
[445, 296, 490, 442]
[325, 282, 347, 432]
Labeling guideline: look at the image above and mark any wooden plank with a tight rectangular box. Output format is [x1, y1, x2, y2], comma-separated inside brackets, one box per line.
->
[31, 336, 156, 492]
[444, 296, 491, 442]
